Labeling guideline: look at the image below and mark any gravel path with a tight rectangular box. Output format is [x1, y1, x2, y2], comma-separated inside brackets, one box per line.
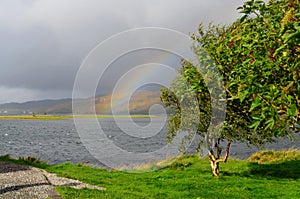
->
[0, 162, 105, 199]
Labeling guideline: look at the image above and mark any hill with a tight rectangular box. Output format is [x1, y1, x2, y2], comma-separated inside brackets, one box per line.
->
[0, 90, 162, 115]
[0, 99, 71, 115]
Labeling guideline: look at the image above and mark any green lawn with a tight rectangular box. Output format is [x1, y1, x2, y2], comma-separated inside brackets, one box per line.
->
[1, 151, 299, 198]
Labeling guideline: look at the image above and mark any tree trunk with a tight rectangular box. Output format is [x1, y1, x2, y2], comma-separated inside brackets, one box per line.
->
[208, 140, 231, 177]
[210, 159, 220, 176]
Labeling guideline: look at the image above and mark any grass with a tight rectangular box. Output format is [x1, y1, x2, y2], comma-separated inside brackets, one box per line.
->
[247, 149, 300, 163]
[0, 114, 153, 120]
[1, 150, 300, 198]
[74, 115, 154, 119]
[0, 115, 71, 120]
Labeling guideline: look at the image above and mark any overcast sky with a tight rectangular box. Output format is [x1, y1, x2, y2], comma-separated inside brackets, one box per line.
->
[0, 0, 245, 104]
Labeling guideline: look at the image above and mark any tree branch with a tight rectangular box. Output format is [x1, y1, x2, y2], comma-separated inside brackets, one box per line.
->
[215, 140, 232, 163]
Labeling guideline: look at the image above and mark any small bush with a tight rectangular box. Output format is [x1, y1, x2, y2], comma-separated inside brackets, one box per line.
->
[169, 155, 196, 170]
[248, 149, 300, 163]
[0, 154, 11, 160]
[19, 156, 41, 163]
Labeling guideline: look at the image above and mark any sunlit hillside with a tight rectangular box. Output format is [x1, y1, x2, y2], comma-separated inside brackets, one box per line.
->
[0, 90, 163, 115]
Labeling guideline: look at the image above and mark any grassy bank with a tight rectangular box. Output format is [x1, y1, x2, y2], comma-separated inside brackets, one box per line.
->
[0, 115, 71, 120]
[0, 150, 299, 198]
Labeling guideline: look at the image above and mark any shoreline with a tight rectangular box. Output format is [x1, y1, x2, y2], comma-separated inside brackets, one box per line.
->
[0, 114, 154, 120]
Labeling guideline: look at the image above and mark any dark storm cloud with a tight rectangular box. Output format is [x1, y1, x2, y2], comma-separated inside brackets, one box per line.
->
[0, 25, 76, 90]
[0, 0, 244, 103]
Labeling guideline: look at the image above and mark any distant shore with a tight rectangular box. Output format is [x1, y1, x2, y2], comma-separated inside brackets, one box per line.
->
[0, 114, 154, 120]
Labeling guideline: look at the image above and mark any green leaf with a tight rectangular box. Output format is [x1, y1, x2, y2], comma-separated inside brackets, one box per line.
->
[249, 96, 261, 112]
[249, 120, 260, 131]
[264, 118, 275, 130]
[287, 104, 297, 116]
[239, 90, 249, 103]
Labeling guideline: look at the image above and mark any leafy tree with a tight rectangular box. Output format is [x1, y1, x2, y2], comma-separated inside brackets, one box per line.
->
[161, 0, 299, 176]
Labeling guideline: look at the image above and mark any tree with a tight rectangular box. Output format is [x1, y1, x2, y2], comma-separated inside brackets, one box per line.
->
[161, 0, 299, 176]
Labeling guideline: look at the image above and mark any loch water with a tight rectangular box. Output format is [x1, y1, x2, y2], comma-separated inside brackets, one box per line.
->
[0, 118, 299, 168]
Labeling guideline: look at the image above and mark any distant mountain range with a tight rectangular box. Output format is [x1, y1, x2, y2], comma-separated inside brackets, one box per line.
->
[0, 90, 162, 115]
